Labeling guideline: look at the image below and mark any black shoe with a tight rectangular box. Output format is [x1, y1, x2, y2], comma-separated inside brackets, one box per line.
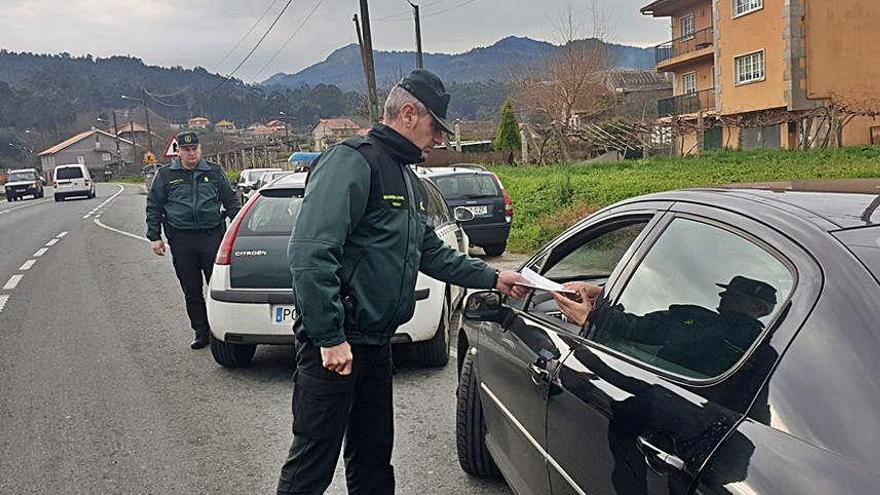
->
[190, 335, 210, 349]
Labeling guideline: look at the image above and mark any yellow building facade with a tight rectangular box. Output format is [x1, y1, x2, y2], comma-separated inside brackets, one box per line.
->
[642, 0, 880, 154]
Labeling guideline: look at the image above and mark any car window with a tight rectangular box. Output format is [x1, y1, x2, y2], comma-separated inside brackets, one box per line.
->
[433, 174, 499, 200]
[519, 218, 650, 317]
[422, 180, 451, 227]
[240, 193, 303, 235]
[588, 217, 794, 380]
[8, 171, 37, 182]
[56, 167, 83, 180]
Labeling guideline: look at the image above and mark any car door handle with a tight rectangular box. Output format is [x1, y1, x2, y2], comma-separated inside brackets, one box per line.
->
[636, 436, 685, 471]
[529, 363, 552, 384]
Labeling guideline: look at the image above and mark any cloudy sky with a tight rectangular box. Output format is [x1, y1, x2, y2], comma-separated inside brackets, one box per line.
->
[0, 0, 670, 83]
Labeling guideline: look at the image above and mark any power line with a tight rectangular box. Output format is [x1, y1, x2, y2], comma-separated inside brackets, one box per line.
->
[373, 0, 446, 21]
[212, 0, 295, 94]
[214, 0, 281, 71]
[421, 0, 479, 18]
[253, 0, 326, 81]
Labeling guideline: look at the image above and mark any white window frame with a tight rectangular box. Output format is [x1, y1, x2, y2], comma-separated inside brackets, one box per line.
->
[682, 72, 698, 95]
[680, 13, 696, 40]
[734, 50, 766, 86]
[733, 0, 763, 18]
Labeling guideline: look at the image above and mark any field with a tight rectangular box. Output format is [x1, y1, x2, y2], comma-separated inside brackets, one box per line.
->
[488, 146, 880, 252]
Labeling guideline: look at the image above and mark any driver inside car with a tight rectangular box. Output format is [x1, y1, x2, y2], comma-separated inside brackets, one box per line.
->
[552, 276, 778, 378]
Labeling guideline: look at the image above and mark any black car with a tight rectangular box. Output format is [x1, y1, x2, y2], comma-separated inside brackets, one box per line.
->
[455, 179, 880, 494]
[4, 168, 45, 201]
[419, 165, 512, 256]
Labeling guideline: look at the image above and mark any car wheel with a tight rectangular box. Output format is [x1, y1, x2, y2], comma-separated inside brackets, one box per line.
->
[209, 336, 257, 367]
[413, 291, 451, 367]
[54, 194, 60, 202]
[482, 243, 506, 257]
[456, 351, 501, 478]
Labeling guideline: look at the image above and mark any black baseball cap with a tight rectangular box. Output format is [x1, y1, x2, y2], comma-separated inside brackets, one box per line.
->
[717, 276, 778, 306]
[177, 131, 199, 147]
[397, 69, 453, 134]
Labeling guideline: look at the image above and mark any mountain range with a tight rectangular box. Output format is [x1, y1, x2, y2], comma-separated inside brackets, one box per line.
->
[263, 36, 655, 91]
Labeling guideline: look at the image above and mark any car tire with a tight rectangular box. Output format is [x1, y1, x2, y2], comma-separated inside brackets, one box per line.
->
[209, 336, 257, 367]
[413, 291, 451, 367]
[482, 243, 506, 257]
[456, 351, 501, 478]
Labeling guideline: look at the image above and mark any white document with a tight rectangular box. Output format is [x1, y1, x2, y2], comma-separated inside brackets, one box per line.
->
[516, 267, 577, 294]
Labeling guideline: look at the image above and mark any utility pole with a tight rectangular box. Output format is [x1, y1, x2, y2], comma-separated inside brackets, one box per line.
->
[144, 106, 153, 154]
[112, 111, 121, 164]
[353, 14, 375, 123]
[409, 1, 424, 69]
[358, 1, 381, 123]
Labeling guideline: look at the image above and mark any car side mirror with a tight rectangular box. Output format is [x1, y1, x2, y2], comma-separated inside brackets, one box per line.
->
[454, 207, 475, 223]
[463, 290, 503, 322]
[40, 177, 47, 186]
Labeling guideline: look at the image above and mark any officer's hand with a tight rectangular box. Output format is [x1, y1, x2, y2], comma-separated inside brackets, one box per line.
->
[151, 240, 166, 256]
[321, 342, 353, 375]
[552, 282, 602, 327]
[496, 270, 531, 299]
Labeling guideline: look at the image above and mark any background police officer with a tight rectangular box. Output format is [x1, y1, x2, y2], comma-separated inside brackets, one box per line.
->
[277, 69, 529, 494]
[145, 131, 240, 349]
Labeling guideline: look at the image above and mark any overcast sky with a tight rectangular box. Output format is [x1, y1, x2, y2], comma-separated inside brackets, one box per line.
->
[0, 0, 670, 83]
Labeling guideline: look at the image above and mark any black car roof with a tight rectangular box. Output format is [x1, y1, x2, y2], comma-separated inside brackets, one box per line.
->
[627, 179, 880, 231]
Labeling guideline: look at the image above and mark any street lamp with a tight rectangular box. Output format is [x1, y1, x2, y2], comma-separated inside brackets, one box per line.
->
[278, 111, 290, 144]
[121, 94, 153, 153]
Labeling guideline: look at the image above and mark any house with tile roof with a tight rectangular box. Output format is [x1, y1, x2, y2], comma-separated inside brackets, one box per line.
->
[38, 128, 134, 177]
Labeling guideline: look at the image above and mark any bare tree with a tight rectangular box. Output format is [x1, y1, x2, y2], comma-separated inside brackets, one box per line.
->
[514, 3, 616, 163]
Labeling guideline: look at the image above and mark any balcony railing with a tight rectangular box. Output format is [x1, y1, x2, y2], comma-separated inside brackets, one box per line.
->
[658, 88, 716, 116]
[655, 26, 714, 65]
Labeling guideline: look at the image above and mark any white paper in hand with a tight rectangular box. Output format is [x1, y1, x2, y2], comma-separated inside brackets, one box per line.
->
[516, 267, 577, 294]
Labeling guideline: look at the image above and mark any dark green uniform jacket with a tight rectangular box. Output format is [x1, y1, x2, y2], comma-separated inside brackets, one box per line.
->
[289, 124, 497, 347]
[145, 158, 240, 241]
[594, 304, 764, 378]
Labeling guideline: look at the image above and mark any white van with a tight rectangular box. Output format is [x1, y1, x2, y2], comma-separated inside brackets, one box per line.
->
[53, 164, 95, 201]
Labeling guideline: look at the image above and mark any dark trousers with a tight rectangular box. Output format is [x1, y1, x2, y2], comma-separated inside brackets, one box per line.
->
[168, 228, 223, 337]
[277, 337, 395, 495]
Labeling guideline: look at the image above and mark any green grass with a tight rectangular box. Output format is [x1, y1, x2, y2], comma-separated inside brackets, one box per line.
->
[487, 146, 880, 253]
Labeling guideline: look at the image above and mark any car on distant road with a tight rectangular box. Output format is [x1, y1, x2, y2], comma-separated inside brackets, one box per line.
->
[419, 165, 512, 256]
[206, 172, 472, 368]
[455, 179, 880, 494]
[53, 164, 95, 201]
[236, 167, 282, 202]
[4, 168, 45, 201]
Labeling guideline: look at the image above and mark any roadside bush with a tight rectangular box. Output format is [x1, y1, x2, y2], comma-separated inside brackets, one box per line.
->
[226, 169, 240, 183]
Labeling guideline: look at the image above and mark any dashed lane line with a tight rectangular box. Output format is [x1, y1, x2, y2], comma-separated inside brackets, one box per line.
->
[45, 238, 59, 247]
[94, 218, 149, 243]
[3, 275, 23, 291]
[33, 248, 49, 258]
[19, 260, 36, 271]
[83, 184, 125, 219]
[57, 231, 68, 238]
[0, 295, 8, 314]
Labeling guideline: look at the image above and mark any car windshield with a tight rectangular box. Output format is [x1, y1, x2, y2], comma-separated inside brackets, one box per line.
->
[240, 192, 304, 235]
[433, 174, 500, 200]
[8, 171, 38, 182]
[56, 167, 84, 180]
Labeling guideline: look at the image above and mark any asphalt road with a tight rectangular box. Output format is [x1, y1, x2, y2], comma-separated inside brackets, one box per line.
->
[0, 183, 515, 494]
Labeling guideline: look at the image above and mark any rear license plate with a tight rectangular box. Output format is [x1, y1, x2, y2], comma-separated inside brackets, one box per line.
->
[58, 183, 71, 187]
[467, 205, 489, 216]
[272, 305, 298, 325]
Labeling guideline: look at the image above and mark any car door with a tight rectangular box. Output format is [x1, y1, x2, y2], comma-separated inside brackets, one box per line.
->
[477, 202, 671, 495]
[421, 180, 465, 302]
[546, 205, 819, 495]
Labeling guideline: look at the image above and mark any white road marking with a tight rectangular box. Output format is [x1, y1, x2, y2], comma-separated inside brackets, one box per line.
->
[450, 348, 458, 360]
[57, 231, 68, 238]
[0, 295, 8, 314]
[19, 260, 36, 271]
[3, 275, 23, 291]
[83, 184, 125, 219]
[33, 248, 49, 257]
[45, 238, 59, 247]
[94, 218, 149, 243]
[0, 198, 51, 215]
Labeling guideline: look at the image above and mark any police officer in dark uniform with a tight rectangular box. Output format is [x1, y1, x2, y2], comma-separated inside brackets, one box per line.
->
[145, 131, 240, 349]
[276, 69, 529, 494]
